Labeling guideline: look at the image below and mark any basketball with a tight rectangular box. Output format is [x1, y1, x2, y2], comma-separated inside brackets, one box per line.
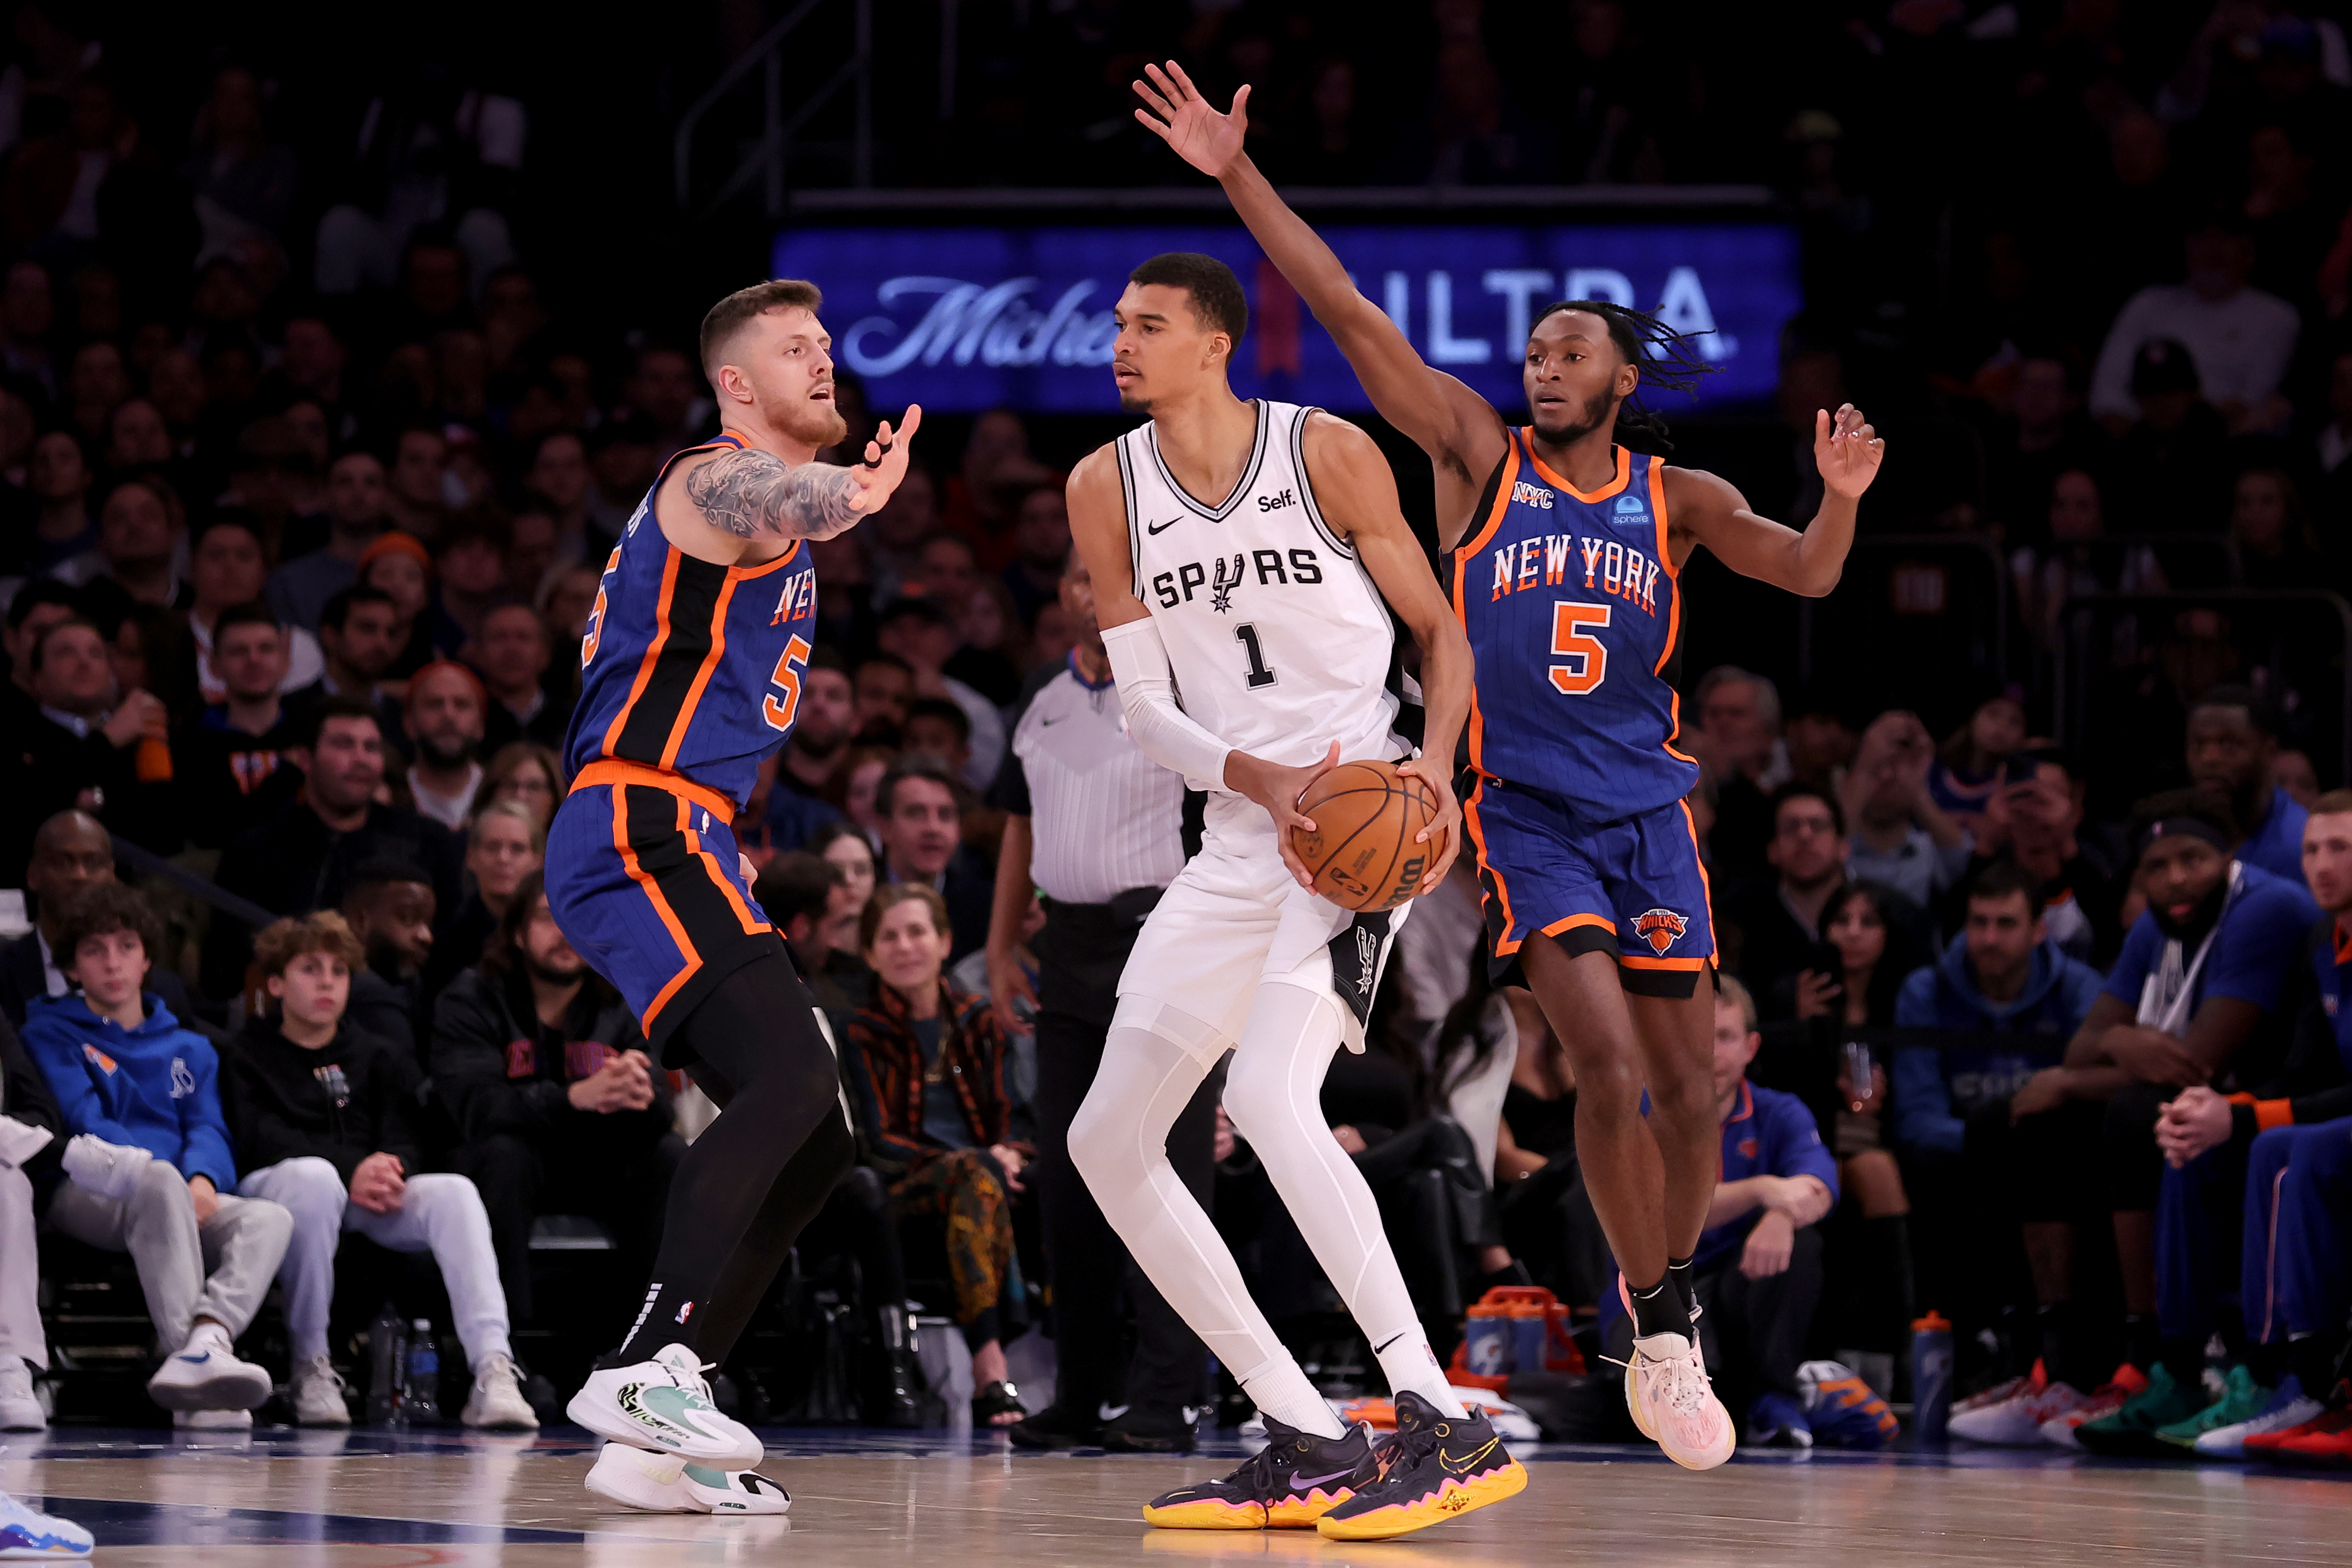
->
[1290, 759, 1450, 912]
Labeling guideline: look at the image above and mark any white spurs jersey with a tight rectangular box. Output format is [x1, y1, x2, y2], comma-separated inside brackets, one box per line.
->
[1118, 399, 1407, 791]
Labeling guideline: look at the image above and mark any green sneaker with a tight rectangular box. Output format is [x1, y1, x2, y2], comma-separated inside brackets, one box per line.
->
[2154, 1364, 2269, 1452]
[2074, 1362, 2207, 1456]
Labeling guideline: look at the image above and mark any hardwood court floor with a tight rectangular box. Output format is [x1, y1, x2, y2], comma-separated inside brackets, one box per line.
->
[5, 1425, 2347, 1567]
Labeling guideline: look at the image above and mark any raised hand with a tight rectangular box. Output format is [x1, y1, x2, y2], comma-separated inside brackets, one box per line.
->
[1132, 60, 1249, 179]
[1815, 403, 1884, 501]
[848, 407, 924, 513]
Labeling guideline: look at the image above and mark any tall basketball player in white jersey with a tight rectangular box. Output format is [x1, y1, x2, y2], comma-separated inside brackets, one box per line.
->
[1064, 252, 1524, 1542]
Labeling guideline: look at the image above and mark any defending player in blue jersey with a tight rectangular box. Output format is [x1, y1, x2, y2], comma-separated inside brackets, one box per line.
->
[1136, 63, 1885, 1469]
[546, 278, 925, 1510]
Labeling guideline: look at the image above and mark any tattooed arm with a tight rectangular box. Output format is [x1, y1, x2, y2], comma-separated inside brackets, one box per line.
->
[686, 449, 867, 540]
[676, 408, 924, 545]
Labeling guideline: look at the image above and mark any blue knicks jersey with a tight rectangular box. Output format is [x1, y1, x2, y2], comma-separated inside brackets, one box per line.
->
[563, 433, 821, 809]
[1451, 434, 1698, 820]
[2314, 917, 2352, 1075]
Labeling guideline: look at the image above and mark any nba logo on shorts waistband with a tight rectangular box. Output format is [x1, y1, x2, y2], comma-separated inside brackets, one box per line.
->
[1634, 908, 1688, 954]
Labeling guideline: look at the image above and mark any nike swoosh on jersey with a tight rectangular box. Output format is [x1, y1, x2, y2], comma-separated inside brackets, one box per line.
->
[1145, 517, 1181, 534]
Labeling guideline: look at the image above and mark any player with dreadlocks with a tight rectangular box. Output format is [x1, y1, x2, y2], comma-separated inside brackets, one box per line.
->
[1135, 62, 1884, 1470]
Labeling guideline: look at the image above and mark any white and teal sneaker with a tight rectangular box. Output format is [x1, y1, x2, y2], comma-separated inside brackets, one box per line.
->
[1, 1487, 93, 1558]
[2194, 1374, 2325, 1459]
[584, 1441, 790, 1514]
[566, 1344, 763, 1469]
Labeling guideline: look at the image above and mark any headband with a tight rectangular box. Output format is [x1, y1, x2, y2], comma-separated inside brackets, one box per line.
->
[2135, 816, 2231, 860]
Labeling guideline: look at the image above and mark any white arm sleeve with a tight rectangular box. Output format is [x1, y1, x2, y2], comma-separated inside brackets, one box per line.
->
[1100, 615, 1233, 792]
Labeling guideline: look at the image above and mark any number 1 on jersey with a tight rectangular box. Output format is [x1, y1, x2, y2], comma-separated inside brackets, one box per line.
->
[1235, 622, 1277, 689]
[1549, 603, 1610, 695]
[763, 635, 813, 731]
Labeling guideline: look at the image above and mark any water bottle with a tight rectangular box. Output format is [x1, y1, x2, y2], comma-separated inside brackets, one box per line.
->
[1507, 1301, 1549, 1377]
[1462, 1298, 1510, 1380]
[1910, 1311, 1953, 1443]
[366, 1308, 403, 1425]
[404, 1320, 441, 1424]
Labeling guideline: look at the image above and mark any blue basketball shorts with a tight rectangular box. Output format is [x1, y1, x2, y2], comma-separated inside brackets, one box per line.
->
[1463, 775, 1715, 998]
[546, 764, 781, 1051]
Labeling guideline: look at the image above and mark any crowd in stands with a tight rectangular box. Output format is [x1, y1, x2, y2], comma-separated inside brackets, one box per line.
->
[0, 0, 2348, 1466]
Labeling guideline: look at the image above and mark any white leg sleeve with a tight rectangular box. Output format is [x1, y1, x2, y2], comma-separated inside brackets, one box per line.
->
[1069, 997, 1344, 1439]
[1225, 980, 1466, 1417]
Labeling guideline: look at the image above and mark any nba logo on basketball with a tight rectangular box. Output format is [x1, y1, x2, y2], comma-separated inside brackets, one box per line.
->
[1634, 909, 1687, 954]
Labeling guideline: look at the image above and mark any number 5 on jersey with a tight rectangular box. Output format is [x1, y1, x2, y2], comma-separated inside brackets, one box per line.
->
[764, 635, 813, 731]
[1550, 603, 1609, 696]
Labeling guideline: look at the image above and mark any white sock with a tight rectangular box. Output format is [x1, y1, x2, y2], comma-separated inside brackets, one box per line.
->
[1068, 1004, 1346, 1441]
[1238, 1356, 1347, 1439]
[187, 1321, 234, 1356]
[1370, 1326, 1467, 1418]
[1224, 981, 1467, 1418]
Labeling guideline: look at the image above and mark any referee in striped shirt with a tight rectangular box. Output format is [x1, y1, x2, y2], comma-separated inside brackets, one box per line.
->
[987, 547, 1215, 1453]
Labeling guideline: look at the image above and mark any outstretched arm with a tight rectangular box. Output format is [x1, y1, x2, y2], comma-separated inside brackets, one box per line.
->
[1133, 62, 1505, 489]
[1668, 404, 1882, 596]
[679, 408, 924, 544]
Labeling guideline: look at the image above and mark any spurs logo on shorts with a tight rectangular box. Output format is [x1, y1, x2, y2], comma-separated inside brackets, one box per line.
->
[1634, 908, 1688, 954]
[1355, 926, 1379, 992]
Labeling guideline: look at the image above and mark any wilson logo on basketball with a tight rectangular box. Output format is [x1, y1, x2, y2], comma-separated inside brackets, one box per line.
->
[1633, 908, 1687, 954]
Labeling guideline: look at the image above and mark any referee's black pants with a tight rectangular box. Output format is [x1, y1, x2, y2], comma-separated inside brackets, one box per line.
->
[1030, 1006, 1219, 1417]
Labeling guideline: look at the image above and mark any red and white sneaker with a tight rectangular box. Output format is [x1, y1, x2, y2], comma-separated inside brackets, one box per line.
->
[2038, 1365, 2148, 1450]
[1950, 1369, 2085, 1446]
[1625, 1334, 1735, 1471]
[1953, 1360, 2045, 1420]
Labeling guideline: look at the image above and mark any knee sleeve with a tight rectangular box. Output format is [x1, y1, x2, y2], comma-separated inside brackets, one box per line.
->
[675, 953, 842, 1111]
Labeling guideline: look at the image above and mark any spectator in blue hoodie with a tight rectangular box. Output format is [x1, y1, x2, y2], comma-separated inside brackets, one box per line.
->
[20, 883, 291, 1429]
[1893, 861, 2107, 1156]
[1890, 860, 2105, 1368]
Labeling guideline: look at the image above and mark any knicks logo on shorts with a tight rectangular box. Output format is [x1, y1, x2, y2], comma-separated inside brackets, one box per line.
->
[1633, 908, 1688, 955]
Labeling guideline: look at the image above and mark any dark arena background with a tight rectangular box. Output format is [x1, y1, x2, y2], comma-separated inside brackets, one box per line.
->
[0, 1, 2349, 1563]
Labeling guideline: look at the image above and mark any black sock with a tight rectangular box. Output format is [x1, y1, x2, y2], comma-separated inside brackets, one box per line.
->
[2124, 1313, 2161, 1376]
[1664, 1254, 1697, 1324]
[2038, 1301, 2074, 1381]
[2158, 1335, 2205, 1390]
[2248, 1340, 2291, 1388]
[1628, 1275, 1691, 1341]
[2290, 1333, 2343, 1396]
